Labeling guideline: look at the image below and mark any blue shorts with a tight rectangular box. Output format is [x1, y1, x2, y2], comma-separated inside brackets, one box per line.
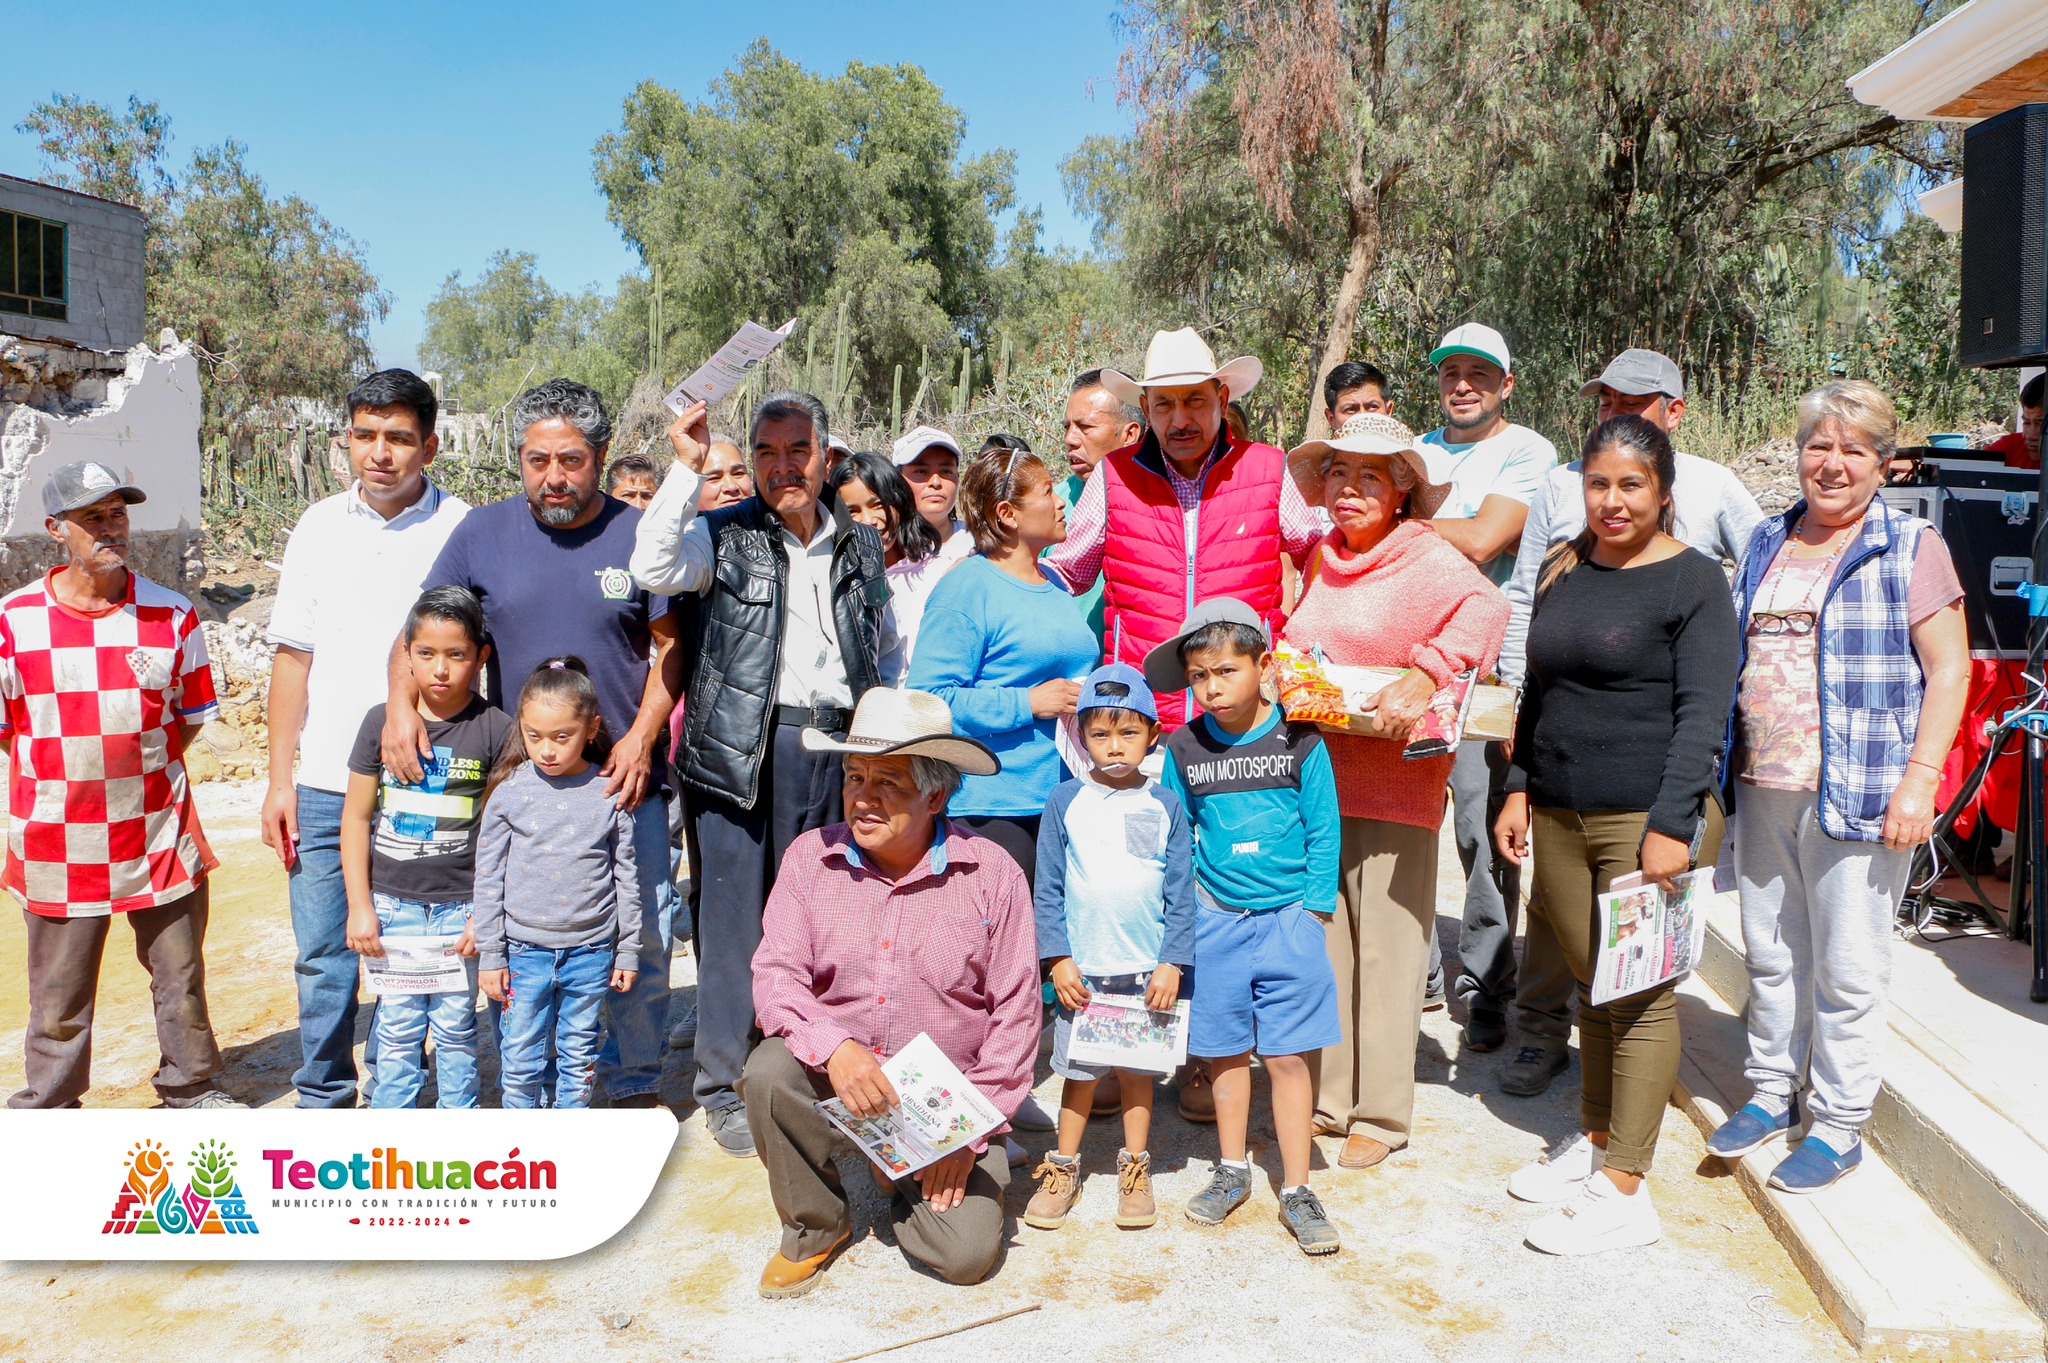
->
[1051, 972, 1170, 1081]
[1189, 897, 1342, 1060]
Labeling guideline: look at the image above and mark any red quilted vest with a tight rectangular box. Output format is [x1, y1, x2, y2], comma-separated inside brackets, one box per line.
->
[1099, 430, 1287, 729]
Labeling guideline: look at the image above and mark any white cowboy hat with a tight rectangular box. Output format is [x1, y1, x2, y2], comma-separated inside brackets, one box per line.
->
[1285, 413, 1451, 520]
[1099, 328, 1263, 407]
[800, 687, 1000, 776]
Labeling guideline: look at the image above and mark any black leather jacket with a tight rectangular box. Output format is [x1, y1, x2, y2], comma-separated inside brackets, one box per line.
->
[678, 490, 887, 809]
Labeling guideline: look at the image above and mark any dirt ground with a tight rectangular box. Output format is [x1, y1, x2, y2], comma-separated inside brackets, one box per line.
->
[0, 782, 1851, 1363]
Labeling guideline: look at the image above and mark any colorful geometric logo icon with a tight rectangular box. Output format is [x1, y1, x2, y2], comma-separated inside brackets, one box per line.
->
[102, 1138, 259, 1235]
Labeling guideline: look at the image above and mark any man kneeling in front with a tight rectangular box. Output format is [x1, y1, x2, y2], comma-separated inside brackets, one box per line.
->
[743, 688, 1039, 1296]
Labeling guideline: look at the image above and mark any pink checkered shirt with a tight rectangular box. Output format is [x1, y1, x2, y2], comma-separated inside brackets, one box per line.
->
[0, 570, 220, 918]
[1042, 433, 1325, 594]
[752, 821, 1041, 1134]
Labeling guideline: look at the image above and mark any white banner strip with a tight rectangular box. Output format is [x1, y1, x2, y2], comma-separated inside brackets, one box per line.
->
[0, 1110, 677, 1261]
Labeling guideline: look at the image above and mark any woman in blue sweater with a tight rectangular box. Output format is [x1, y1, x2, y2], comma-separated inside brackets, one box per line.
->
[907, 442, 1099, 888]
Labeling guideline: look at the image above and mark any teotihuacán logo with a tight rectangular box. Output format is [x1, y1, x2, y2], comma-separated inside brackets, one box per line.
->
[104, 1138, 259, 1235]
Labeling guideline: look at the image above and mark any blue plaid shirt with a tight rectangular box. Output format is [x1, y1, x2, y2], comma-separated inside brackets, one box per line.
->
[1728, 498, 1931, 842]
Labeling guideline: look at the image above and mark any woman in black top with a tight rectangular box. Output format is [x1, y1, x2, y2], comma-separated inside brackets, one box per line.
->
[1492, 415, 1739, 1257]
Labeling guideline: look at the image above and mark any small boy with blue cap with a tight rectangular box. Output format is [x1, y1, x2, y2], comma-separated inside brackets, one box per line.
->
[1023, 662, 1195, 1233]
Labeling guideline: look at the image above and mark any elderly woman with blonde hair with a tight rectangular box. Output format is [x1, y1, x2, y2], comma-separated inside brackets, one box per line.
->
[1704, 379, 1968, 1194]
[1279, 413, 1508, 1172]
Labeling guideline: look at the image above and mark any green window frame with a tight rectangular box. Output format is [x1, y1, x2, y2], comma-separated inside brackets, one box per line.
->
[0, 210, 68, 323]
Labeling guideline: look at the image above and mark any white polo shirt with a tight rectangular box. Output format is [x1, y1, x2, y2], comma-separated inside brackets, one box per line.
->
[268, 481, 470, 793]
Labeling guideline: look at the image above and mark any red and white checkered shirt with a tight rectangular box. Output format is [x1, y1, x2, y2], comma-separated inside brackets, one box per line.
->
[752, 821, 1041, 1136]
[1042, 434, 1325, 594]
[0, 570, 220, 918]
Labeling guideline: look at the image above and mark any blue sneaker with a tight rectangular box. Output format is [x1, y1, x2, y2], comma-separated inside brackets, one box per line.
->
[1768, 1136, 1862, 1194]
[1706, 1102, 1794, 1159]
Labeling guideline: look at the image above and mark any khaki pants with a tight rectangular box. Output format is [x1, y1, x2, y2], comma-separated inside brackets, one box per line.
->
[1315, 817, 1438, 1148]
[10, 885, 222, 1109]
[1528, 804, 1722, 1175]
[741, 1036, 1008, 1284]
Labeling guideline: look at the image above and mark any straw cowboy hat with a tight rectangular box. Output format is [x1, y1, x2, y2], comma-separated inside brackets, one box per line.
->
[1099, 328, 1264, 407]
[800, 687, 1000, 776]
[1285, 413, 1451, 520]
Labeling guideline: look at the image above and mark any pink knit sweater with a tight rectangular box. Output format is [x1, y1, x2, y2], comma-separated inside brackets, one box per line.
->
[1281, 521, 1509, 828]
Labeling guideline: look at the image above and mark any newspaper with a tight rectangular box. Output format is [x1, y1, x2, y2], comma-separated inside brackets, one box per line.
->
[1065, 992, 1189, 1073]
[661, 318, 796, 414]
[362, 934, 470, 996]
[1590, 869, 1712, 1005]
[816, 1033, 1005, 1177]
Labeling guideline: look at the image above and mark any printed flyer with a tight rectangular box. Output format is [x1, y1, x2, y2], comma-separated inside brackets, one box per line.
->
[1591, 869, 1713, 1005]
[816, 1034, 1003, 1177]
[1065, 993, 1190, 1073]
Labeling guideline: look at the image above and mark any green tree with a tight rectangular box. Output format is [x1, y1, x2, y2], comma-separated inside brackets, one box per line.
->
[419, 250, 640, 414]
[1074, 0, 1973, 446]
[593, 40, 1022, 412]
[17, 95, 387, 437]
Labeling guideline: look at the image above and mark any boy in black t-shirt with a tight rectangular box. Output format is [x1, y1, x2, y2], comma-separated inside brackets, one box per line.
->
[342, 588, 512, 1109]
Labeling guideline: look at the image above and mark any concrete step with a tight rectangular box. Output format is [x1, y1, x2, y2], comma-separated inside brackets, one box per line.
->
[1673, 963, 2043, 1359]
[1698, 892, 2048, 1319]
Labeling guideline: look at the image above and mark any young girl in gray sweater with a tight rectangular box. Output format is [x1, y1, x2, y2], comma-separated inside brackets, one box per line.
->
[472, 657, 642, 1109]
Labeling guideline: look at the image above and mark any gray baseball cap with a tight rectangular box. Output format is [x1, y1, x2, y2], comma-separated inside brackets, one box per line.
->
[1141, 596, 1269, 696]
[42, 461, 146, 518]
[1579, 348, 1684, 400]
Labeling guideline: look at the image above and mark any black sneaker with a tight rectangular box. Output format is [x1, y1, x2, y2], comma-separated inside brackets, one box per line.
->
[1184, 1164, 1252, 1225]
[1279, 1188, 1340, 1255]
[1498, 1046, 1569, 1097]
[1463, 1007, 1508, 1053]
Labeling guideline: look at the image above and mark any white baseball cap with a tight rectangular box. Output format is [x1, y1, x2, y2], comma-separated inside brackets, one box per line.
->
[891, 425, 964, 468]
[1428, 323, 1512, 375]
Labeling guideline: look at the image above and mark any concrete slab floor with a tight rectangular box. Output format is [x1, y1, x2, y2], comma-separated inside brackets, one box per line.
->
[0, 786, 1854, 1362]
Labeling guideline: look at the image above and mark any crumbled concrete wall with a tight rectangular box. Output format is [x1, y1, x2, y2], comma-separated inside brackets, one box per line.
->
[0, 175, 147, 351]
[0, 331, 203, 594]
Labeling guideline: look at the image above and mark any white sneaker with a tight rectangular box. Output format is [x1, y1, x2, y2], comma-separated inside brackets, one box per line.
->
[1525, 1174, 1660, 1255]
[1011, 1093, 1057, 1131]
[1508, 1132, 1604, 1204]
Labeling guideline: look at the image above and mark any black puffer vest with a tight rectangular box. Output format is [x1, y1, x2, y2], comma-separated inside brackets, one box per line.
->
[679, 489, 888, 809]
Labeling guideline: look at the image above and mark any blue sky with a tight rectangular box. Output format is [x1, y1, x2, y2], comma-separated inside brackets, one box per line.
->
[4, 1, 1133, 368]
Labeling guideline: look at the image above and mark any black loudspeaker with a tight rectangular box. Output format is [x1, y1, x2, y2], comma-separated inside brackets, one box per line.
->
[1961, 103, 2048, 370]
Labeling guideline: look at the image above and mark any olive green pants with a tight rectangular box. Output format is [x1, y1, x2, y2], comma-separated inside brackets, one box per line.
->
[1528, 804, 1721, 1176]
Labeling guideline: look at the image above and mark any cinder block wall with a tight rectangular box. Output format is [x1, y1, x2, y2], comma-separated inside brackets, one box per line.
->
[0, 175, 146, 352]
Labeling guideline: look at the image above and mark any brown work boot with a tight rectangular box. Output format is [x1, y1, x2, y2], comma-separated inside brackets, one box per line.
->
[1022, 1154, 1083, 1229]
[758, 1230, 850, 1299]
[1091, 1082, 1122, 1117]
[1177, 1061, 1216, 1123]
[1115, 1150, 1158, 1228]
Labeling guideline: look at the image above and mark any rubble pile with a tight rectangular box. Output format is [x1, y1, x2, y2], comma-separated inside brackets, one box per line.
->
[193, 619, 274, 784]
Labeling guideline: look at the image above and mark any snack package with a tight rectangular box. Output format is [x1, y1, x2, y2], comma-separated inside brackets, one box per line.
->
[1274, 644, 1349, 727]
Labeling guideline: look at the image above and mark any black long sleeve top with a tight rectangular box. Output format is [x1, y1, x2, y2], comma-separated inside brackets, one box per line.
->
[1507, 546, 1740, 842]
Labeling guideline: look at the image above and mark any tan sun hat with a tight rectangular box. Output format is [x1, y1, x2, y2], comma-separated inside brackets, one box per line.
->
[800, 687, 999, 776]
[1285, 413, 1450, 519]
[1099, 328, 1263, 407]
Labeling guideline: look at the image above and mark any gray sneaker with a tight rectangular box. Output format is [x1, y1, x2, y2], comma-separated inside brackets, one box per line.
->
[1499, 1045, 1569, 1097]
[707, 1103, 757, 1159]
[167, 1088, 246, 1110]
[1184, 1164, 1252, 1225]
[1279, 1187, 1340, 1255]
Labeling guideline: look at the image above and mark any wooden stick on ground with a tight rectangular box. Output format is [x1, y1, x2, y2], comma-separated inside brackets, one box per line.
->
[824, 1303, 1043, 1363]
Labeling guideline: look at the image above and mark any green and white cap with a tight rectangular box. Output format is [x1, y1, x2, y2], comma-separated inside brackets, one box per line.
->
[1428, 323, 1511, 375]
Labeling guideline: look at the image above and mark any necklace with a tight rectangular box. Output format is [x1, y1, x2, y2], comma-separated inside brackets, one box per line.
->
[1756, 513, 1859, 630]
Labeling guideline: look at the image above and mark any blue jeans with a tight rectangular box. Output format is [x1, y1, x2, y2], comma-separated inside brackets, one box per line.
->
[368, 895, 479, 1109]
[594, 796, 673, 1100]
[287, 786, 376, 1107]
[501, 941, 613, 1109]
